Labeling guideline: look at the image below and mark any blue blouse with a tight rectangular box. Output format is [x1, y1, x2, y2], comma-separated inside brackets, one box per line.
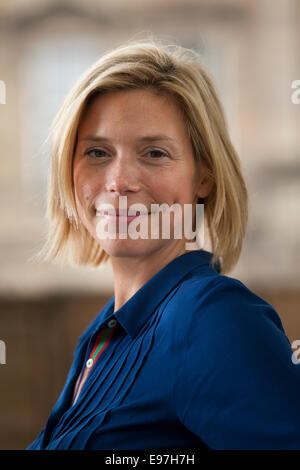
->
[27, 249, 300, 450]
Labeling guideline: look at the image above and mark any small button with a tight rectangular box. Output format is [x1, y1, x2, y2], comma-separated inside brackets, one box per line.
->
[86, 358, 93, 369]
[107, 318, 117, 328]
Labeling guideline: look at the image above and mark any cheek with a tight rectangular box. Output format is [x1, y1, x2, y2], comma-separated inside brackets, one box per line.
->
[158, 170, 191, 204]
[81, 182, 93, 201]
[74, 180, 92, 207]
[73, 177, 97, 230]
[73, 164, 94, 206]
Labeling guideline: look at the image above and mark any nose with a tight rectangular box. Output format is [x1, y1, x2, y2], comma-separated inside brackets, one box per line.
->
[104, 155, 141, 196]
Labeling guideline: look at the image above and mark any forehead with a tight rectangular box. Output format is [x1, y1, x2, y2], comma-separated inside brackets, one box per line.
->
[77, 88, 188, 140]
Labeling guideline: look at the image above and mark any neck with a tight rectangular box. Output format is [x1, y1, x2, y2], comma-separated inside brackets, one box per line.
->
[110, 242, 189, 312]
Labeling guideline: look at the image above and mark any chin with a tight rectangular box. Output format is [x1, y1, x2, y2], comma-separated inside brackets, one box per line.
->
[99, 238, 163, 259]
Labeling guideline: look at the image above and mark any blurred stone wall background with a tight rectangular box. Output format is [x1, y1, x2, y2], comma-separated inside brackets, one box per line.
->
[0, 0, 299, 449]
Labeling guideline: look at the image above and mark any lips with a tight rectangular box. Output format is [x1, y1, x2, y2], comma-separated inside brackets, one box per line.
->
[95, 208, 149, 216]
[95, 208, 150, 226]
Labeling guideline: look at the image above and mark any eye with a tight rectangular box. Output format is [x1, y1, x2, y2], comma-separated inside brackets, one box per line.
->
[85, 148, 109, 159]
[146, 149, 168, 159]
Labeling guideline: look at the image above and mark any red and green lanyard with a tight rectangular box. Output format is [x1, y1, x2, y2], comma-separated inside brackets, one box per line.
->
[72, 322, 117, 405]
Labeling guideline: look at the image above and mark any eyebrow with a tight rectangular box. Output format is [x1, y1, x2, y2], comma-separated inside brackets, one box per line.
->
[79, 134, 178, 144]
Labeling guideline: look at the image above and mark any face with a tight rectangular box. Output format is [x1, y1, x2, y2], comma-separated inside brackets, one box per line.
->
[73, 88, 212, 259]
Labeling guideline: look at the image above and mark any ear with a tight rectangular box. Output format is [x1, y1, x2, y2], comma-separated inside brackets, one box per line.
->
[196, 173, 214, 199]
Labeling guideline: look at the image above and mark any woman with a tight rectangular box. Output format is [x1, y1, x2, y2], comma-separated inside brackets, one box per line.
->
[27, 40, 300, 450]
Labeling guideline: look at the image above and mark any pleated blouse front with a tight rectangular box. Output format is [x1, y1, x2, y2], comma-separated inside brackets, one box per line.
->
[27, 249, 300, 450]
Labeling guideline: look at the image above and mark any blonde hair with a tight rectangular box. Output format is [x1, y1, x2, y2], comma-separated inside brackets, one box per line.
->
[36, 38, 248, 274]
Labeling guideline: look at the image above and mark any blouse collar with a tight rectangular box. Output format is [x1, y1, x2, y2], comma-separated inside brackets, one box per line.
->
[103, 249, 218, 339]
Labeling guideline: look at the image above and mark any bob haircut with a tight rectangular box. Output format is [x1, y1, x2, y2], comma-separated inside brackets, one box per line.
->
[36, 39, 248, 275]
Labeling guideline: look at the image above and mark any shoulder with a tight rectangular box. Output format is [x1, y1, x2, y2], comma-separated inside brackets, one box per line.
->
[166, 271, 293, 388]
[165, 270, 286, 338]
[170, 274, 300, 450]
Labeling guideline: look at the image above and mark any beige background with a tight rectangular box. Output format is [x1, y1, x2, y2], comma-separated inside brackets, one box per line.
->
[0, 0, 299, 449]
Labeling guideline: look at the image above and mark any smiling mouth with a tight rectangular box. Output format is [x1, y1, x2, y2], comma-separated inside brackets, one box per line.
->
[95, 210, 150, 222]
